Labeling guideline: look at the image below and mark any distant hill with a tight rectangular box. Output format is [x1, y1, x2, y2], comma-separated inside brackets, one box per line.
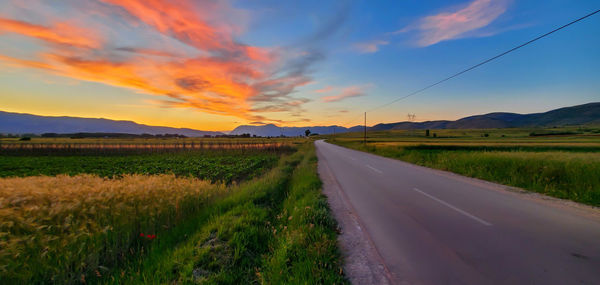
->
[232, 103, 599, 136]
[370, 102, 600, 131]
[230, 124, 361, 137]
[0, 111, 223, 137]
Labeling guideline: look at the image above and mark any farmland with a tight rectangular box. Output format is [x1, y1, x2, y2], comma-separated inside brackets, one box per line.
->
[0, 138, 295, 184]
[326, 126, 600, 206]
[0, 139, 346, 284]
[0, 150, 281, 184]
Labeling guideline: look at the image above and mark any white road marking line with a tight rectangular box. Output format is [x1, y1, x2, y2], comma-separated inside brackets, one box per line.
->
[366, 164, 383, 174]
[413, 188, 493, 226]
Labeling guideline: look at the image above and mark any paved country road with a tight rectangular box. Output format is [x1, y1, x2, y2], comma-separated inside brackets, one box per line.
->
[315, 140, 600, 285]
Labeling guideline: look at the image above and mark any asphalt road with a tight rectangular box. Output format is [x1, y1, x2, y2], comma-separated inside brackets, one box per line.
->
[315, 140, 600, 285]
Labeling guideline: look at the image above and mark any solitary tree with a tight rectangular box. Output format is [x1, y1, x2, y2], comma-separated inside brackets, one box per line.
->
[305, 129, 311, 137]
[425, 129, 430, 137]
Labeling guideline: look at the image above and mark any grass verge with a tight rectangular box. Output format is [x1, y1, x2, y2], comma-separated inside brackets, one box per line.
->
[259, 145, 346, 284]
[102, 143, 346, 284]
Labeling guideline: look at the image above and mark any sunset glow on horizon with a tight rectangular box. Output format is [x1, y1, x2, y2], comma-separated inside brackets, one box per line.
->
[1, 0, 598, 131]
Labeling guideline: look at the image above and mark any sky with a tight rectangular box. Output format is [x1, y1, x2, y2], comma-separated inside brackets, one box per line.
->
[0, 0, 598, 131]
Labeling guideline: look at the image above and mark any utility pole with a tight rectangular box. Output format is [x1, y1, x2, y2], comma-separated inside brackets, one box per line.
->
[407, 113, 416, 136]
[363, 112, 367, 144]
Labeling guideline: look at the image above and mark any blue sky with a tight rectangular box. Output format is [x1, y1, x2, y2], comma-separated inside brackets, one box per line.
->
[0, 0, 598, 130]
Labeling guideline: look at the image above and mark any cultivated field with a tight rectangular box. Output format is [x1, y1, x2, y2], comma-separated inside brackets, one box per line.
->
[0, 139, 346, 284]
[327, 126, 600, 206]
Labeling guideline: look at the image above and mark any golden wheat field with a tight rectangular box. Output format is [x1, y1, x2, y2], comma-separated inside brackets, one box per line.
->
[0, 174, 225, 282]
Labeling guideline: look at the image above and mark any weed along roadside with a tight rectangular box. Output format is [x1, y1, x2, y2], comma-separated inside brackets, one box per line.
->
[0, 141, 347, 284]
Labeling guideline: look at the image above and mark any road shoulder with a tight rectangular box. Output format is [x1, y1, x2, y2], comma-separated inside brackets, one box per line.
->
[317, 143, 394, 285]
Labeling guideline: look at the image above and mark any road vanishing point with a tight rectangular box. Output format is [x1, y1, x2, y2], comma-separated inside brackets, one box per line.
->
[316, 140, 600, 285]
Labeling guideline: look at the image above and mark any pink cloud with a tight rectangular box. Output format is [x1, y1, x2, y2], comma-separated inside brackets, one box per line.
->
[352, 40, 389, 53]
[321, 85, 371, 103]
[399, 0, 510, 46]
[314, 86, 334, 93]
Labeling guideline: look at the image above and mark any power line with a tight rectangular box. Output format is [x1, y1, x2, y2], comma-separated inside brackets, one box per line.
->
[339, 8, 600, 127]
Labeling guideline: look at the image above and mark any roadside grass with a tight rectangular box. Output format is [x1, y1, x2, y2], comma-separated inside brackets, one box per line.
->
[329, 126, 600, 141]
[106, 143, 347, 284]
[259, 145, 346, 284]
[331, 136, 600, 207]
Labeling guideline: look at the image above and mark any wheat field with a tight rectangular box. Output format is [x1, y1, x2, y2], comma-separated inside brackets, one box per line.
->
[0, 174, 225, 283]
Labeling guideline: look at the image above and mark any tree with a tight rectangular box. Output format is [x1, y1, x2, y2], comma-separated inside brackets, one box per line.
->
[425, 129, 430, 137]
[305, 129, 311, 137]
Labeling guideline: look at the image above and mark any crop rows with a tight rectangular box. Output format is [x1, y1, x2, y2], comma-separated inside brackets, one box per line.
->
[0, 147, 292, 183]
[0, 141, 292, 156]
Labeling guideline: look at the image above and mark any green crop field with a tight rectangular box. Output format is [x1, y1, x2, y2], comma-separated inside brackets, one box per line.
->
[326, 126, 600, 206]
[0, 149, 282, 184]
[0, 139, 346, 284]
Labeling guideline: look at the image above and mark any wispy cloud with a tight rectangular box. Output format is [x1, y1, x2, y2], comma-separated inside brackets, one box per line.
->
[352, 39, 389, 53]
[321, 84, 371, 103]
[314, 86, 334, 93]
[396, 0, 510, 47]
[0, 18, 101, 48]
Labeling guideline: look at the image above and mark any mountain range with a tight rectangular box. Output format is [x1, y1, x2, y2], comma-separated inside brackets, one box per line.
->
[1, 102, 598, 137]
[368, 102, 600, 131]
[231, 102, 600, 136]
[229, 124, 363, 137]
[0, 111, 223, 137]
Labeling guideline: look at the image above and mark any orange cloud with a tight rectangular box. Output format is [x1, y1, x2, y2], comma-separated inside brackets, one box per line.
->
[0, 18, 101, 48]
[0, 1, 314, 124]
[41, 53, 263, 118]
[99, 0, 268, 62]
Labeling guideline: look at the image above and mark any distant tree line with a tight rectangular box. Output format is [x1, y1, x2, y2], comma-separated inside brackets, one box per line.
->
[1, 132, 307, 139]
[0, 133, 36, 140]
